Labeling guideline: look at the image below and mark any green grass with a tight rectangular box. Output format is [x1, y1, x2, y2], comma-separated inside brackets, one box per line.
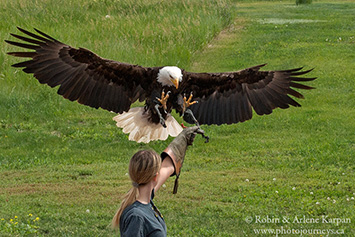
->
[1, 0, 355, 236]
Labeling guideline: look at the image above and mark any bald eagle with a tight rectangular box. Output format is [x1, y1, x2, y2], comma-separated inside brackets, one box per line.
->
[6, 27, 316, 143]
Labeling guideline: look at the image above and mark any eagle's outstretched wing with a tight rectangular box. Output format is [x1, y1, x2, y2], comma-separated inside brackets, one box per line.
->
[183, 64, 316, 125]
[6, 27, 155, 113]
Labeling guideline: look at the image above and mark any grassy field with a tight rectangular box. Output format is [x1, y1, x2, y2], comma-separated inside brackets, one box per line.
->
[1, 0, 354, 236]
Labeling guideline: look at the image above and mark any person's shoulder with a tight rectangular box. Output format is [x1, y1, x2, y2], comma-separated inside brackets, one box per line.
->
[124, 211, 144, 223]
[121, 203, 145, 227]
[120, 204, 146, 236]
[122, 201, 149, 218]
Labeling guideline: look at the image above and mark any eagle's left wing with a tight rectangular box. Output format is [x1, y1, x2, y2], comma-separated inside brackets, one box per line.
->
[182, 64, 316, 125]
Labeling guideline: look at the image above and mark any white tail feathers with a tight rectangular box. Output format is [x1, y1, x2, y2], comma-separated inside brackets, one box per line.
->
[112, 107, 183, 143]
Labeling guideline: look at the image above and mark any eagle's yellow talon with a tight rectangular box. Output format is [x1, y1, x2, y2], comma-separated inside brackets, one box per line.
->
[188, 93, 193, 102]
[183, 92, 197, 112]
[157, 90, 170, 110]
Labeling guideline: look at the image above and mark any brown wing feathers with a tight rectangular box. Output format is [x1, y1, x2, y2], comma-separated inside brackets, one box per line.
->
[6, 27, 146, 114]
[7, 28, 316, 128]
[188, 66, 316, 125]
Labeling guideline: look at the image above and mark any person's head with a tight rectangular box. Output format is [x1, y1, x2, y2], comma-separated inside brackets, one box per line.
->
[129, 150, 161, 187]
[112, 150, 161, 229]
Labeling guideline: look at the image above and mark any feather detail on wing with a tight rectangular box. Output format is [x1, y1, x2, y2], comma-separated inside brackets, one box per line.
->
[183, 64, 316, 125]
[6, 27, 152, 114]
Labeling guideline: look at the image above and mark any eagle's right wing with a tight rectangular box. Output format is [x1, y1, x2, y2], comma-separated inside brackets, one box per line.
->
[6, 27, 157, 113]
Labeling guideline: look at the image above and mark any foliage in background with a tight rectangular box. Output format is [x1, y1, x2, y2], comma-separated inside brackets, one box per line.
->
[1, 0, 354, 236]
[296, 0, 313, 5]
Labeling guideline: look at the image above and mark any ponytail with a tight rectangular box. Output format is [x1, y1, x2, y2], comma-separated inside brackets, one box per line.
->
[111, 186, 139, 230]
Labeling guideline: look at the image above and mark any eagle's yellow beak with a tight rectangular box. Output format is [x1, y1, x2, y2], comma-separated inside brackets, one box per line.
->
[172, 78, 179, 89]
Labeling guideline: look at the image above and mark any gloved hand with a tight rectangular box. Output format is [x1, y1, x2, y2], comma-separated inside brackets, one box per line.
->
[161, 126, 201, 194]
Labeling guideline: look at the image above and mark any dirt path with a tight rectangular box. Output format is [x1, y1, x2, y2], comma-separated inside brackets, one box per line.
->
[190, 17, 247, 72]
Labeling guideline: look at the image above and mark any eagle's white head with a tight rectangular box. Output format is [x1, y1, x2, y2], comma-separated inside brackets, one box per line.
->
[157, 66, 183, 89]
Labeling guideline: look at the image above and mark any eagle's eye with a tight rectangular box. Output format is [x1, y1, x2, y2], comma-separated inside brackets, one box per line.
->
[169, 74, 174, 79]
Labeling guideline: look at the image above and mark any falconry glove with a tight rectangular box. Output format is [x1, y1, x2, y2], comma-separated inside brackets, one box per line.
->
[161, 126, 201, 194]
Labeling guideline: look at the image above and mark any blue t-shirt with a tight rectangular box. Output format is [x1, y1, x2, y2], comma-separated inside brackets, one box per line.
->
[120, 198, 167, 237]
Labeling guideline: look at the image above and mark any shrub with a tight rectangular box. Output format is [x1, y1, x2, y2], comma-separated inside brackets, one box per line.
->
[296, 0, 312, 5]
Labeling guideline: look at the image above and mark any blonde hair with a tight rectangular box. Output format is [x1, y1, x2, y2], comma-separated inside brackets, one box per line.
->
[111, 150, 161, 230]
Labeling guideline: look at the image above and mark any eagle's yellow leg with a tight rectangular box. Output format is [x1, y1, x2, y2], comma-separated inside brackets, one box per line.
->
[183, 92, 198, 113]
[157, 90, 170, 111]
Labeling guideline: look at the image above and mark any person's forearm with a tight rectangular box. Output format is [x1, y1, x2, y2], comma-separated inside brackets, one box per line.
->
[155, 156, 175, 192]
